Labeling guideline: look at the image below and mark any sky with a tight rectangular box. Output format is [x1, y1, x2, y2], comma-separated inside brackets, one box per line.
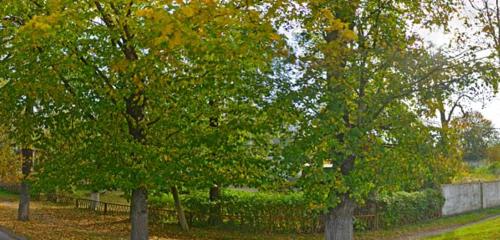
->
[474, 97, 500, 128]
[421, 22, 500, 128]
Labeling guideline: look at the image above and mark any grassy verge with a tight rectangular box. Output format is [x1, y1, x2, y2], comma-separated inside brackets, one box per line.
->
[358, 208, 500, 240]
[426, 216, 500, 240]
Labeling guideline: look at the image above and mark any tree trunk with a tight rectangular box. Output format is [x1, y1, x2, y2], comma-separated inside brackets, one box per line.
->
[130, 187, 148, 240]
[18, 148, 33, 221]
[124, 85, 148, 240]
[208, 185, 222, 225]
[171, 186, 189, 231]
[17, 181, 30, 221]
[90, 191, 100, 211]
[324, 196, 355, 240]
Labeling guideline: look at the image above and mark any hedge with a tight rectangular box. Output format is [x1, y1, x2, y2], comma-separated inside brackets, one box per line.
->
[376, 189, 444, 228]
[151, 190, 323, 232]
[149, 188, 444, 233]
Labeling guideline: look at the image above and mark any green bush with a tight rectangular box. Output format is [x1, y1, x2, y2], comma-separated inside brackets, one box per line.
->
[150, 188, 444, 232]
[151, 189, 322, 232]
[209, 191, 315, 231]
[377, 189, 444, 228]
[488, 162, 500, 175]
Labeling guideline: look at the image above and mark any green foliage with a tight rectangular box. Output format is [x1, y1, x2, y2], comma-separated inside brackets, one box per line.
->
[488, 162, 500, 175]
[0, 187, 18, 201]
[461, 0, 500, 63]
[151, 189, 321, 233]
[460, 162, 500, 182]
[0, 127, 20, 183]
[282, 0, 487, 213]
[0, 2, 294, 237]
[150, 189, 444, 233]
[0, 0, 291, 194]
[453, 112, 499, 162]
[377, 189, 444, 228]
[486, 144, 500, 163]
[0, 1, 498, 238]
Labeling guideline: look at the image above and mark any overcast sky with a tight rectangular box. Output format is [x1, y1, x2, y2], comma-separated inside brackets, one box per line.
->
[474, 97, 500, 128]
[422, 22, 500, 128]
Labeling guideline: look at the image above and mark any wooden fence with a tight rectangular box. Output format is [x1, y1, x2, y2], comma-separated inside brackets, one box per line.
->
[42, 193, 382, 233]
[0, 183, 441, 233]
[0, 186, 382, 232]
[43, 194, 179, 224]
[0, 182, 20, 194]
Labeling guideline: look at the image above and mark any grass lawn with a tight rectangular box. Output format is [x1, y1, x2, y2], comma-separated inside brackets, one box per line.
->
[2, 191, 500, 240]
[357, 207, 500, 240]
[426, 216, 500, 240]
[71, 190, 130, 205]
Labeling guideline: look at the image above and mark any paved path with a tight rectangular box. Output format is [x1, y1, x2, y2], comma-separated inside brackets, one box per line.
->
[0, 225, 23, 240]
[0, 230, 15, 240]
[394, 214, 500, 240]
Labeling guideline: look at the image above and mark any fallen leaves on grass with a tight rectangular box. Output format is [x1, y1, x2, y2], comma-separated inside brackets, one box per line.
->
[1, 200, 144, 240]
[0, 199, 319, 240]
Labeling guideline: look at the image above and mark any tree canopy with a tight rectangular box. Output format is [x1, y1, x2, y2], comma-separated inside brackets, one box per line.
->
[453, 111, 499, 162]
[1, 0, 499, 240]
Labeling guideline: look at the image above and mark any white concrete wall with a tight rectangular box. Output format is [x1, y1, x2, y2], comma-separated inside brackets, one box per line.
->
[441, 183, 482, 216]
[482, 181, 500, 208]
[441, 180, 500, 216]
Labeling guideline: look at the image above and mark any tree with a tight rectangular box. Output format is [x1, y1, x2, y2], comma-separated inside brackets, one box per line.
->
[170, 186, 189, 231]
[283, 1, 498, 239]
[453, 111, 499, 162]
[414, 51, 495, 182]
[0, 126, 19, 184]
[416, 51, 494, 152]
[0, 1, 288, 239]
[0, 84, 42, 222]
[367, 104, 463, 192]
[486, 143, 500, 163]
[463, 0, 500, 63]
[0, 0, 57, 222]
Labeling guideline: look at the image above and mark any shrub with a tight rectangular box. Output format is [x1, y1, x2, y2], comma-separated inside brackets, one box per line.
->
[150, 188, 444, 232]
[151, 189, 322, 232]
[376, 189, 444, 228]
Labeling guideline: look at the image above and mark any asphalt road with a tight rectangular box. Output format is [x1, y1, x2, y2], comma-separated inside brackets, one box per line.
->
[0, 230, 14, 240]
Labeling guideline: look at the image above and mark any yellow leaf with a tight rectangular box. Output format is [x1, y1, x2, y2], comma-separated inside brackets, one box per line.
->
[161, 23, 174, 36]
[270, 33, 281, 41]
[181, 6, 195, 17]
[48, 0, 62, 11]
[169, 32, 183, 49]
[111, 59, 129, 72]
[202, 0, 215, 5]
[342, 30, 357, 41]
[136, 8, 154, 18]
